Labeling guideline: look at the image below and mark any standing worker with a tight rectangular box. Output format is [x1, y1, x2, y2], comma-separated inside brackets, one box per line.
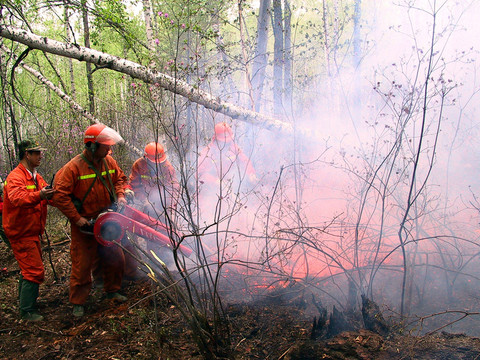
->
[125, 142, 179, 270]
[197, 122, 257, 213]
[197, 122, 258, 256]
[3, 139, 54, 321]
[53, 124, 128, 318]
[198, 122, 257, 187]
[128, 142, 179, 220]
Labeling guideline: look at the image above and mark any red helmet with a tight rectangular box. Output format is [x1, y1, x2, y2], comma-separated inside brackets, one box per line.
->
[84, 124, 124, 145]
[214, 122, 233, 142]
[144, 142, 166, 163]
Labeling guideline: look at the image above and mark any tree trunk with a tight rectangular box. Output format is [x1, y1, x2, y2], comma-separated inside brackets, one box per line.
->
[0, 25, 294, 134]
[81, 0, 95, 114]
[352, 0, 362, 118]
[322, 0, 332, 103]
[238, 0, 254, 110]
[64, 3, 76, 100]
[251, 0, 271, 112]
[353, 0, 362, 69]
[283, 0, 292, 113]
[213, 22, 238, 100]
[0, 50, 17, 169]
[272, 0, 283, 116]
[142, 0, 155, 51]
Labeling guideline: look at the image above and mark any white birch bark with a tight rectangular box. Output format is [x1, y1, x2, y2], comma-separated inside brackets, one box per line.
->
[272, 0, 284, 116]
[142, 0, 155, 51]
[251, 0, 271, 112]
[64, 4, 77, 100]
[0, 25, 293, 134]
[0, 44, 143, 157]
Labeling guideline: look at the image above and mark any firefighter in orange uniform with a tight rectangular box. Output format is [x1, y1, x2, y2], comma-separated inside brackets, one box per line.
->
[3, 139, 54, 321]
[198, 122, 256, 187]
[197, 122, 257, 217]
[128, 142, 178, 218]
[197, 122, 258, 257]
[125, 142, 179, 270]
[53, 124, 128, 318]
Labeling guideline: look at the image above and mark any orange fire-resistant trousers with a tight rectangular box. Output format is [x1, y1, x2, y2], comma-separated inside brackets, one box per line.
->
[69, 223, 125, 305]
[10, 239, 44, 284]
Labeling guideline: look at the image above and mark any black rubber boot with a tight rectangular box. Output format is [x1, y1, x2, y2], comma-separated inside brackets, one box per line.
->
[19, 279, 44, 321]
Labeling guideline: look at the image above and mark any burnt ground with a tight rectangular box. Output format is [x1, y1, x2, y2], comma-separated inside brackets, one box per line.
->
[1, 239, 480, 360]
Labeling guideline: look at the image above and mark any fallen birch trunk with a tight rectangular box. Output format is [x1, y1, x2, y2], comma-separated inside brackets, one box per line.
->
[0, 25, 293, 134]
[0, 44, 143, 157]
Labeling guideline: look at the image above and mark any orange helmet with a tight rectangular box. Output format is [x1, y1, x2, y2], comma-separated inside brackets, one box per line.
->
[144, 142, 166, 163]
[214, 122, 233, 142]
[84, 124, 124, 145]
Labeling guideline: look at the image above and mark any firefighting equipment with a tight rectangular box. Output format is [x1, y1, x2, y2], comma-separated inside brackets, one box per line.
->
[84, 124, 124, 146]
[92, 204, 192, 256]
[19, 277, 44, 321]
[73, 304, 84, 318]
[214, 122, 233, 142]
[79, 218, 95, 235]
[144, 142, 167, 163]
[125, 189, 135, 203]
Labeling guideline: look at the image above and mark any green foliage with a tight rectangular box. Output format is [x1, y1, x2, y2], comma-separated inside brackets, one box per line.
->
[91, 0, 143, 54]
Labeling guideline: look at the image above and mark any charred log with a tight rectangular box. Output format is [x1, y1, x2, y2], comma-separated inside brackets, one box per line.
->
[361, 295, 390, 336]
[310, 295, 327, 340]
[310, 315, 327, 340]
[326, 305, 355, 338]
[291, 330, 385, 360]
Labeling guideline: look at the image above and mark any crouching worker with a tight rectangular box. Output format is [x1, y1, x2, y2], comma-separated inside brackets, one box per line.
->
[3, 139, 55, 321]
[53, 124, 128, 318]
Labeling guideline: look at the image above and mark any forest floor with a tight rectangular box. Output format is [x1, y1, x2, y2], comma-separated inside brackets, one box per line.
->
[1, 239, 480, 360]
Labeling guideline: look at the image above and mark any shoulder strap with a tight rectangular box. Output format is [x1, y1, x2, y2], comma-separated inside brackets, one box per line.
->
[78, 173, 97, 209]
[80, 154, 116, 202]
[102, 158, 117, 202]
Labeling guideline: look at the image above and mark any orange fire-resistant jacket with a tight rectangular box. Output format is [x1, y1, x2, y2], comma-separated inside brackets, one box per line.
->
[53, 150, 127, 222]
[197, 139, 256, 185]
[3, 163, 50, 283]
[128, 157, 178, 204]
[3, 163, 49, 242]
[53, 150, 127, 304]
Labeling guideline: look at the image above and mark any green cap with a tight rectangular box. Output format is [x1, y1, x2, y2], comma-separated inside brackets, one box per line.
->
[19, 139, 46, 153]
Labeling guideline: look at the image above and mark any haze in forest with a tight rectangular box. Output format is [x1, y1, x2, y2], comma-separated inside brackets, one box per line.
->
[1, 0, 480, 336]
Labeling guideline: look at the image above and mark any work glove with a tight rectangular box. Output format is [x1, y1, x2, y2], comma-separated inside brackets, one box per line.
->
[125, 189, 135, 203]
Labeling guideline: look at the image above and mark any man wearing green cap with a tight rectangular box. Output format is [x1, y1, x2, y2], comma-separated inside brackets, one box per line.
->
[3, 139, 54, 321]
